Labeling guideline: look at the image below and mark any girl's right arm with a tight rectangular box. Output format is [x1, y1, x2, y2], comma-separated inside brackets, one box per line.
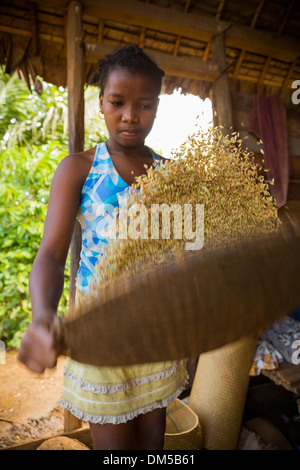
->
[18, 154, 88, 373]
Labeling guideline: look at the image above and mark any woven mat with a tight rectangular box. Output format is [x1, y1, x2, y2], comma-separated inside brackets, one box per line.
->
[60, 232, 300, 367]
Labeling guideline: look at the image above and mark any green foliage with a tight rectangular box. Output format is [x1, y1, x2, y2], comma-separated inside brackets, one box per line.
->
[0, 144, 70, 347]
[0, 69, 108, 347]
[0, 74, 68, 150]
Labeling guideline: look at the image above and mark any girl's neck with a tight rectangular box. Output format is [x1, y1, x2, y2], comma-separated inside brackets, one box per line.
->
[106, 138, 150, 160]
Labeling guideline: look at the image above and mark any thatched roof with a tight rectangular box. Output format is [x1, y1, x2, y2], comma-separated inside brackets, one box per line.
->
[0, 0, 300, 101]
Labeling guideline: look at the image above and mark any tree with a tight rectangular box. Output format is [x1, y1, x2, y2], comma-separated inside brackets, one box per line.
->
[0, 70, 107, 347]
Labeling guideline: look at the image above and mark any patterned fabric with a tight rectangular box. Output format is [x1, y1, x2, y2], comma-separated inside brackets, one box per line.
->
[263, 315, 300, 363]
[249, 337, 283, 376]
[250, 315, 300, 375]
[60, 141, 188, 424]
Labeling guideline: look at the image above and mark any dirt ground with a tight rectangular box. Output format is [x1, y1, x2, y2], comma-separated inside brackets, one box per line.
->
[0, 349, 66, 449]
[1, 349, 299, 451]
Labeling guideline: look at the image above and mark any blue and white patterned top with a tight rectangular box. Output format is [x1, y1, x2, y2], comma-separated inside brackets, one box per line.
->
[75, 141, 162, 294]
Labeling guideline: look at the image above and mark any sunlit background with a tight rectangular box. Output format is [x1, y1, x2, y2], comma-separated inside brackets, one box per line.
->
[146, 89, 213, 158]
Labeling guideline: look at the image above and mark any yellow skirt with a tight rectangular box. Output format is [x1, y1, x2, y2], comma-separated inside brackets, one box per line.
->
[60, 291, 188, 424]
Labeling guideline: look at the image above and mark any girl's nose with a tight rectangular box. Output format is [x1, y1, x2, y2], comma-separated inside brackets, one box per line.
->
[122, 106, 138, 123]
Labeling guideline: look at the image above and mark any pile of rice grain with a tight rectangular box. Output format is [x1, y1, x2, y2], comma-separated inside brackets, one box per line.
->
[93, 127, 280, 292]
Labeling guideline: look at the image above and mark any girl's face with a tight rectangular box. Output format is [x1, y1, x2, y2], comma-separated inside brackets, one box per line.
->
[99, 67, 159, 150]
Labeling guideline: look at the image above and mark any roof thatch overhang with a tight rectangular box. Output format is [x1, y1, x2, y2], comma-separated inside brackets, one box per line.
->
[0, 0, 299, 102]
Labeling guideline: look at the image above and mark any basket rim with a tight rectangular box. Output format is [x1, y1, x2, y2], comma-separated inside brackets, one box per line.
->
[165, 398, 201, 437]
[165, 426, 201, 437]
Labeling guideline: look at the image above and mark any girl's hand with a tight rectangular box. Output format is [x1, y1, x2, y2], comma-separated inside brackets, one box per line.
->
[17, 318, 59, 374]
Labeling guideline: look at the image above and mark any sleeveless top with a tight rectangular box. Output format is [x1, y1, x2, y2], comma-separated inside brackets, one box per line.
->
[75, 141, 162, 294]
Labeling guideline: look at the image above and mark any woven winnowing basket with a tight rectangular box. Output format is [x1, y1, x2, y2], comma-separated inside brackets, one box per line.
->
[163, 399, 202, 450]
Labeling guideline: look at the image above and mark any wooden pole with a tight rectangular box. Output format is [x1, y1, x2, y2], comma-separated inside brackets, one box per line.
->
[67, 0, 84, 313]
[65, 0, 85, 432]
[211, 33, 233, 136]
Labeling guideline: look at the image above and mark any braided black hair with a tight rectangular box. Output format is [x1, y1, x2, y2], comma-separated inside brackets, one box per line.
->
[90, 45, 165, 95]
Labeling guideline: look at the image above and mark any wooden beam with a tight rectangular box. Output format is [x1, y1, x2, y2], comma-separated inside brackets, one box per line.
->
[28, 0, 300, 61]
[173, 35, 181, 56]
[215, 0, 225, 21]
[0, 26, 289, 90]
[280, 58, 297, 94]
[233, 1, 264, 82]
[63, 12, 68, 57]
[257, 55, 271, 93]
[202, 41, 211, 62]
[278, 0, 294, 35]
[250, 0, 265, 28]
[258, 55, 271, 83]
[211, 33, 233, 135]
[97, 18, 104, 42]
[274, 0, 295, 93]
[2, 0, 298, 90]
[255, 0, 289, 94]
[0, 24, 64, 43]
[78, 0, 300, 62]
[233, 49, 245, 79]
[184, 0, 192, 14]
[85, 41, 219, 82]
[139, 26, 146, 48]
[66, 0, 85, 432]
[229, 71, 283, 88]
[67, 1, 85, 154]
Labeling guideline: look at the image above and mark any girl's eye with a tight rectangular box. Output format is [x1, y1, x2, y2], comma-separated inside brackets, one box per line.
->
[109, 102, 152, 109]
[139, 104, 152, 109]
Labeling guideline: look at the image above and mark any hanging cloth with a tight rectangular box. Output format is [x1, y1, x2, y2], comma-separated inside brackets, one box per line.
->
[249, 94, 290, 208]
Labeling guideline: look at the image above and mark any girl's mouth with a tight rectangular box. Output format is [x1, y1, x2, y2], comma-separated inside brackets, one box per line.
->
[120, 129, 139, 137]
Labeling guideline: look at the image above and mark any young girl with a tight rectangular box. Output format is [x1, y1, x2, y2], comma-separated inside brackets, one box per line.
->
[18, 46, 188, 450]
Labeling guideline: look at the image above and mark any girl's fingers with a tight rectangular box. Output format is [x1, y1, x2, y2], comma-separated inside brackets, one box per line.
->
[18, 323, 58, 372]
[24, 358, 46, 374]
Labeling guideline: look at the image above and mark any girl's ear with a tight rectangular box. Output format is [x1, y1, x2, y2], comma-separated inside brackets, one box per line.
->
[99, 93, 103, 112]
